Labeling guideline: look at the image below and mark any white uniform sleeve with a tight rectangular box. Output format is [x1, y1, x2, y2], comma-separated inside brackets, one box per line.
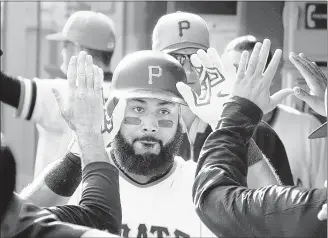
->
[14, 77, 68, 132]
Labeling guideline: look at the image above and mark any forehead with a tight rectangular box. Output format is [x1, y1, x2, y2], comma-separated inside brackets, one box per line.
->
[127, 97, 178, 108]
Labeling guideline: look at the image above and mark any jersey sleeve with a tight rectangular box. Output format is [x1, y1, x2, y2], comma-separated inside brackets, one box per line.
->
[46, 162, 122, 235]
[14, 77, 68, 131]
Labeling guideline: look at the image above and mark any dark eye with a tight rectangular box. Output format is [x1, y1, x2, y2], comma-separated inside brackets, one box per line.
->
[133, 107, 144, 113]
[159, 109, 170, 115]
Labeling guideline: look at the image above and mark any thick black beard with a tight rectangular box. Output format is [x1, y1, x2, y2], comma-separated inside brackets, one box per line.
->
[112, 123, 184, 178]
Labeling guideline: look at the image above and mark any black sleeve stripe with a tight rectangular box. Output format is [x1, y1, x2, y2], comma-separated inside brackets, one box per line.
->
[26, 79, 37, 120]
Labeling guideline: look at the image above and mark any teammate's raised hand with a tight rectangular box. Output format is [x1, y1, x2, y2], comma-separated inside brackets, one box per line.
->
[176, 48, 234, 129]
[232, 39, 293, 113]
[52, 51, 104, 134]
[289, 52, 327, 116]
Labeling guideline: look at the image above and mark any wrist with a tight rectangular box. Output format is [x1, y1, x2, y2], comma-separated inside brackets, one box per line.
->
[74, 131, 109, 167]
[75, 130, 103, 147]
[222, 97, 263, 124]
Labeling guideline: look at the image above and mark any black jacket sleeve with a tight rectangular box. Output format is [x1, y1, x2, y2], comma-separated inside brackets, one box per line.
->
[46, 162, 122, 235]
[193, 97, 327, 238]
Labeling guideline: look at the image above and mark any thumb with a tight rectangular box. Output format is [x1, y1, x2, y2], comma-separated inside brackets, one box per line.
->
[52, 88, 65, 111]
[52, 88, 70, 122]
[270, 88, 294, 108]
[293, 87, 318, 105]
[176, 82, 197, 110]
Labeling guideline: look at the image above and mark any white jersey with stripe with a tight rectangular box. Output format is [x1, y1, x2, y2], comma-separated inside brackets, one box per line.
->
[68, 155, 215, 238]
[272, 105, 327, 188]
[15, 77, 111, 177]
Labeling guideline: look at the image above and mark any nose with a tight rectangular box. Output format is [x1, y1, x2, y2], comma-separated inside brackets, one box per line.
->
[141, 116, 158, 134]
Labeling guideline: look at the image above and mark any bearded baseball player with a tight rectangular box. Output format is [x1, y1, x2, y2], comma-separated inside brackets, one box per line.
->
[152, 11, 295, 186]
[18, 50, 285, 237]
[182, 39, 327, 237]
[0, 11, 116, 179]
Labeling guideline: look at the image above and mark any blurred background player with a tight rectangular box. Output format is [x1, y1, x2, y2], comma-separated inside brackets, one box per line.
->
[0, 11, 117, 178]
[224, 35, 327, 188]
[152, 11, 294, 185]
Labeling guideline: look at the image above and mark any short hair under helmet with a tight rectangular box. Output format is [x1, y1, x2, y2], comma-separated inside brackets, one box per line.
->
[110, 50, 187, 105]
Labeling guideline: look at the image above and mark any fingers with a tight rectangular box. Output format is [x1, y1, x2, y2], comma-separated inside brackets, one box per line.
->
[289, 52, 317, 82]
[176, 82, 197, 111]
[245, 42, 262, 76]
[86, 55, 94, 90]
[236, 51, 249, 80]
[299, 53, 327, 88]
[270, 88, 294, 107]
[77, 51, 88, 91]
[67, 56, 77, 89]
[293, 87, 318, 105]
[207, 48, 226, 73]
[263, 49, 282, 86]
[255, 39, 271, 75]
[93, 66, 103, 92]
[197, 49, 214, 68]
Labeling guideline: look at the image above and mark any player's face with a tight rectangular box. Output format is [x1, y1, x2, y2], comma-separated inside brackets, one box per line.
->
[60, 41, 78, 74]
[112, 98, 184, 177]
[170, 53, 201, 95]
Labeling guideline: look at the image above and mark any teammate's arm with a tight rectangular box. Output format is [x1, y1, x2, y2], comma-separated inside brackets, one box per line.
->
[0, 68, 67, 131]
[45, 161, 121, 235]
[19, 151, 82, 206]
[193, 96, 326, 237]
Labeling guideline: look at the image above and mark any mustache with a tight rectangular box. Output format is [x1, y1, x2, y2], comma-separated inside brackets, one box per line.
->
[133, 136, 162, 145]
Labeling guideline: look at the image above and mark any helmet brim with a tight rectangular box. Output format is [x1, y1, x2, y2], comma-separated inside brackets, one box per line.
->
[112, 88, 187, 106]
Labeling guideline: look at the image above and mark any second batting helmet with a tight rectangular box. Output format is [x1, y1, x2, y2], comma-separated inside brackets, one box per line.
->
[110, 50, 187, 105]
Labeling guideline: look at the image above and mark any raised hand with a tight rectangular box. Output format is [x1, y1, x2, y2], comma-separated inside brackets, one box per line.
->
[231, 39, 293, 113]
[52, 51, 104, 134]
[289, 52, 327, 116]
[176, 48, 235, 129]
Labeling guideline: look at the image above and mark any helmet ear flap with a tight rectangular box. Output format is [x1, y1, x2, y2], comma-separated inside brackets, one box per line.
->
[178, 106, 188, 134]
